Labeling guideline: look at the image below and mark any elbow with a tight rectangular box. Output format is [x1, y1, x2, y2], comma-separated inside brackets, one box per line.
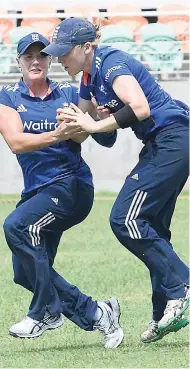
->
[11, 147, 21, 154]
[10, 144, 24, 154]
[140, 106, 150, 121]
[91, 131, 117, 148]
[133, 104, 150, 121]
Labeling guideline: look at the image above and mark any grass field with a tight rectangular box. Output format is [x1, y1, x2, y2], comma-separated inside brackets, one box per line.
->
[0, 192, 189, 368]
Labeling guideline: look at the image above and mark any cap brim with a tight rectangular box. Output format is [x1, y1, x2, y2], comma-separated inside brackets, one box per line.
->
[19, 41, 49, 56]
[42, 43, 73, 57]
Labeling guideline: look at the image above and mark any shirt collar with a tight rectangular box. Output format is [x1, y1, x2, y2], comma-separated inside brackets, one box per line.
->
[18, 78, 58, 96]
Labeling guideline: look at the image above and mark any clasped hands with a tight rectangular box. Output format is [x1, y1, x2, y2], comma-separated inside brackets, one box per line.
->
[54, 99, 110, 141]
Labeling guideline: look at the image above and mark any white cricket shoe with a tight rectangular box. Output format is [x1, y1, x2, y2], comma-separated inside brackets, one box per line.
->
[158, 290, 190, 331]
[141, 320, 160, 343]
[94, 297, 124, 349]
[9, 312, 64, 338]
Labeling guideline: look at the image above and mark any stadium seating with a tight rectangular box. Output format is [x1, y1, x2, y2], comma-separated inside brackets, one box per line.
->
[0, 34, 11, 74]
[140, 23, 184, 72]
[21, 5, 58, 18]
[21, 5, 61, 40]
[0, 3, 188, 79]
[107, 4, 148, 40]
[21, 19, 61, 40]
[157, 4, 190, 52]
[9, 26, 40, 72]
[100, 25, 141, 59]
[0, 9, 14, 44]
[64, 4, 108, 25]
[9, 26, 39, 44]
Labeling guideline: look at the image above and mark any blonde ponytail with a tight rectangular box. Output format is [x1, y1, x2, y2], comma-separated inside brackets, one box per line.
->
[91, 22, 102, 47]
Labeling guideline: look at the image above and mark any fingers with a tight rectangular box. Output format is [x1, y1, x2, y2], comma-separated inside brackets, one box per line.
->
[65, 122, 81, 129]
[91, 96, 98, 109]
[57, 108, 64, 114]
[56, 113, 76, 121]
[69, 103, 82, 113]
[97, 106, 110, 113]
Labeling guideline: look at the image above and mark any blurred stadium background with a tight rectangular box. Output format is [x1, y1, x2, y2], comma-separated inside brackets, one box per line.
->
[0, 0, 189, 193]
[0, 4, 189, 367]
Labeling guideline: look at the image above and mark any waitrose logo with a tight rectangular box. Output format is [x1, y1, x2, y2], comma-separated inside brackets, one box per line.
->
[23, 119, 58, 131]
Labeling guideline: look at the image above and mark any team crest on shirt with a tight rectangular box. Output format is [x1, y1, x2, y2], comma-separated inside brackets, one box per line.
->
[99, 84, 107, 95]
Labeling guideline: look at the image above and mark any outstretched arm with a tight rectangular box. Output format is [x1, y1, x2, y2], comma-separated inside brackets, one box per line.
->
[0, 105, 80, 154]
[57, 75, 150, 133]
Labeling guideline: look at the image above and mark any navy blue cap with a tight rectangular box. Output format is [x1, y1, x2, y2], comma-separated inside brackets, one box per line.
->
[42, 17, 96, 57]
[17, 33, 50, 56]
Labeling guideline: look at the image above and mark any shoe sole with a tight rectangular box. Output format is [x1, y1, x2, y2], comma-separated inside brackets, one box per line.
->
[168, 316, 189, 333]
[141, 317, 189, 344]
[106, 297, 124, 348]
[9, 317, 64, 339]
[158, 297, 190, 335]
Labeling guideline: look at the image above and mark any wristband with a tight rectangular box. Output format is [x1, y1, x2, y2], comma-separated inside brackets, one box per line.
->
[113, 104, 139, 129]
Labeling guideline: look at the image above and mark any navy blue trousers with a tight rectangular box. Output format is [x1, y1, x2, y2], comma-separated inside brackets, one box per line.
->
[110, 123, 189, 321]
[3, 176, 97, 330]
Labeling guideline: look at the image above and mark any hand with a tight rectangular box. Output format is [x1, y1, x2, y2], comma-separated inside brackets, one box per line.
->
[58, 103, 99, 134]
[56, 107, 74, 125]
[53, 120, 83, 141]
[91, 96, 111, 120]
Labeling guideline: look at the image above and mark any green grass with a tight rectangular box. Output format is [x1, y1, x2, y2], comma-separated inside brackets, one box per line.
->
[0, 192, 189, 368]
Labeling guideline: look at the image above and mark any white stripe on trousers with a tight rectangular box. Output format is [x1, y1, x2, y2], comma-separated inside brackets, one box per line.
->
[125, 190, 147, 239]
[29, 212, 55, 247]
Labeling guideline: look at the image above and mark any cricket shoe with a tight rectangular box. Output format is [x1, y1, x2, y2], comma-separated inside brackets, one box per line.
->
[141, 316, 189, 343]
[158, 288, 190, 334]
[93, 297, 124, 348]
[9, 312, 64, 338]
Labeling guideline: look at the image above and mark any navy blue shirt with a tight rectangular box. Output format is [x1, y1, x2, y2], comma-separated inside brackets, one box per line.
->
[0, 78, 115, 194]
[80, 45, 189, 141]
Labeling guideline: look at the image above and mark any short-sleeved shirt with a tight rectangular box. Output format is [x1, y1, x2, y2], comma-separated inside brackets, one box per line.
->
[0, 78, 93, 194]
[80, 45, 189, 141]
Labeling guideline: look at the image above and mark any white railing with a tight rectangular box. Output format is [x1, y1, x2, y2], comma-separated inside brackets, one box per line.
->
[0, 10, 190, 18]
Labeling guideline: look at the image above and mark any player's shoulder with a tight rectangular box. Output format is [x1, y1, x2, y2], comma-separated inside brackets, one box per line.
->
[56, 81, 79, 96]
[2, 82, 20, 94]
[96, 45, 131, 76]
[57, 81, 72, 90]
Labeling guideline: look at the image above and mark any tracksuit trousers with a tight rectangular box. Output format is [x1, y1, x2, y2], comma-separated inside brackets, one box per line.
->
[3, 176, 97, 330]
[110, 123, 189, 321]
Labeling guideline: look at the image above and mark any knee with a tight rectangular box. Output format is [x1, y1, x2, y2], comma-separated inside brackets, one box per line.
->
[3, 208, 23, 237]
[110, 207, 140, 255]
[3, 214, 17, 238]
[109, 208, 125, 240]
